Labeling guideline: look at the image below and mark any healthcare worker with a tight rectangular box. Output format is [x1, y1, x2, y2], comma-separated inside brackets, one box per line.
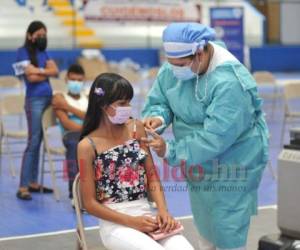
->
[141, 23, 269, 250]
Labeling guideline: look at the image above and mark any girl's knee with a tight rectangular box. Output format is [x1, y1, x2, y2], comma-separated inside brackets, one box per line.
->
[161, 234, 194, 250]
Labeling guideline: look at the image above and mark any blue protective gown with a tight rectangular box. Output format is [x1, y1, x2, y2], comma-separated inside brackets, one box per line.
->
[142, 47, 269, 249]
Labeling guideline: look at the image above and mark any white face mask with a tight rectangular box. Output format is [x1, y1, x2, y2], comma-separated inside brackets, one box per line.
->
[108, 106, 132, 124]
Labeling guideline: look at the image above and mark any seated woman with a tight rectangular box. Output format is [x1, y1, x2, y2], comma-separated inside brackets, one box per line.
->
[77, 73, 194, 250]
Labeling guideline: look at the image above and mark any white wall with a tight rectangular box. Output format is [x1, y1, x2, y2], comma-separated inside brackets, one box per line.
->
[281, 2, 300, 45]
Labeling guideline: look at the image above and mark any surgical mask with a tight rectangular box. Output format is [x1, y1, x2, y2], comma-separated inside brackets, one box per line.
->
[172, 65, 197, 81]
[171, 62, 196, 81]
[34, 37, 47, 51]
[108, 106, 132, 124]
[67, 80, 83, 95]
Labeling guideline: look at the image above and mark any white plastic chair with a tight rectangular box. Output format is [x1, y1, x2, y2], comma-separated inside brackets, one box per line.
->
[0, 76, 22, 92]
[50, 77, 67, 94]
[73, 173, 88, 250]
[253, 71, 282, 120]
[280, 82, 300, 146]
[0, 94, 27, 177]
[41, 105, 65, 201]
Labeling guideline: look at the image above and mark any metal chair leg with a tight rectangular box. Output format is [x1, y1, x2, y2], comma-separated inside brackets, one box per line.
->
[280, 116, 287, 147]
[270, 87, 277, 121]
[47, 152, 60, 201]
[0, 133, 3, 176]
[5, 135, 16, 177]
[267, 160, 277, 180]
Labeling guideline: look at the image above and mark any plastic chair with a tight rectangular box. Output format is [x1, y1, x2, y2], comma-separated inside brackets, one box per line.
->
[0, 76, 25, 128]
[50, 77, 67, 94]
[41, 105, 65, 201]
[59, 70, 67, 80]
[73, 174, 109, 250]
[0, 76, 22, 91]
[0, 94, 27, 177]
[77, 57, 109, 81]
[280, 82, 300, 146]
[73, 173, 88, 250]
[253, 71, 282, 120]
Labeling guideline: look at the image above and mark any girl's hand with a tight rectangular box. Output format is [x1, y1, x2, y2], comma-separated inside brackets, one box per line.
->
[141, 129, 166, 157]
[129, 215, 159, 233]
[156, 210, 179, 233]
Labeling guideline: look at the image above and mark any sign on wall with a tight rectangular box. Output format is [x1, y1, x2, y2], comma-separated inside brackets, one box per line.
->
[210, 7, 244, 63]
[84, 1, 202, 22]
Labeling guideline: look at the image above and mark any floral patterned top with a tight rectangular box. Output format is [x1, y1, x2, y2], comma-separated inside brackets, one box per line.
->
[87, 131, 148, 204]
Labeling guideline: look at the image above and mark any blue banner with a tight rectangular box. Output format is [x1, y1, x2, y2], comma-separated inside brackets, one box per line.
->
[210, 7, 244, 63]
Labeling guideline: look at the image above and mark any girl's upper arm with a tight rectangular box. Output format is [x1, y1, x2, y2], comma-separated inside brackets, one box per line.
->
[77, 138, 97, 208]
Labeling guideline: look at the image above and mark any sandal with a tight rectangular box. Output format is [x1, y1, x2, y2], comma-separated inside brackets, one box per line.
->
[29, 185, 53, 193]
[16, 190, 32, 201]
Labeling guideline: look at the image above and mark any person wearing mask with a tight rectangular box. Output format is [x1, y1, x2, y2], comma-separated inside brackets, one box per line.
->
[52, 64, 88, 204]
[77, 73, 194, 250]
[142, 22, 269, 250]
[16, 20, 58, 200]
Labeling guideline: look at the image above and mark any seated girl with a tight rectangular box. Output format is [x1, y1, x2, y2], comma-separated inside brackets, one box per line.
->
[77, 73, 194, 250]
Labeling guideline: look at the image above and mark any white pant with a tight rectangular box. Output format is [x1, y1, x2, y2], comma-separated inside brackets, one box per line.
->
[198, 233, 246, 250]
[99, 199, 194, 250]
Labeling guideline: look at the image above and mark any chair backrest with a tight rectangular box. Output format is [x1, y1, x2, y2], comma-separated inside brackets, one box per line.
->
[73, 173, 88, 250]
[118, 69, 142, 84]
[78, 57, 109, 81]
[282, 82, 300, 114]
[0, 94, 25, 116]
[283, 82, 300, 100]
[59, 70, 67, 80]
[41, 106, 57, 150]
[253, 71, 276, 84]
[0, 76, 22, 88]
[42, 106, 57, 131]
[73, 173, 85, 211]
[50, 77, 67, 94]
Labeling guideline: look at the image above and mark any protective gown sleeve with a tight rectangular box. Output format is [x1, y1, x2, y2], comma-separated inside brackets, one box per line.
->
[166, 74, 253, 167]
[141, 71, 174, 129]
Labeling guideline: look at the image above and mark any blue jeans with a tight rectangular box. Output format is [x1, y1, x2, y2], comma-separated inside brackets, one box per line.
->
[62, 131, 80, 198]
[19, 96, 51, 187]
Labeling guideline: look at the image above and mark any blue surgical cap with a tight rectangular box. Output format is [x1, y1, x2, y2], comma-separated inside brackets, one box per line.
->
[162, 22, 216, 58]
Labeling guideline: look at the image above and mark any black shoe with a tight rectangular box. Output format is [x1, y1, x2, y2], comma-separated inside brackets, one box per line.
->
[29, 185, 53, 193]
[16, 190, 32, 201]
